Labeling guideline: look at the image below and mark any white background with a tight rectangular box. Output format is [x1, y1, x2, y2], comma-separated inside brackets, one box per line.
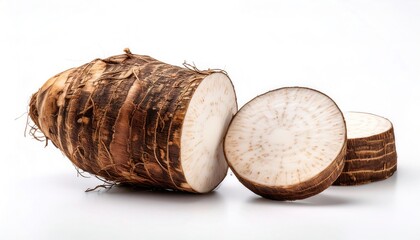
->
[2, 0, 420, 239]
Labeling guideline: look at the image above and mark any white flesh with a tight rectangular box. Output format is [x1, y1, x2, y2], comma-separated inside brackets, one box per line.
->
[224, 88, 346, 187]
[181, 73, 237, 193]
[345, 112, 392, 139]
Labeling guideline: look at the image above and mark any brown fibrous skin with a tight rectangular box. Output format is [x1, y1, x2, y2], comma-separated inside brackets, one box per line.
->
[29, 50, 230, 193]
[334, 127, 397, 186]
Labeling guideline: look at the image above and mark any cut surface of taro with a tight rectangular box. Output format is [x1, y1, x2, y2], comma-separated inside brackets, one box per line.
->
[181, 73, 237, 192]
[224, 87, 346, 200]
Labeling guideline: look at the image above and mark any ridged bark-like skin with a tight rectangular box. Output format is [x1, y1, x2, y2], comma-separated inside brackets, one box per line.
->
[29, 51, 227, 192]
[334, 127, 397, 185]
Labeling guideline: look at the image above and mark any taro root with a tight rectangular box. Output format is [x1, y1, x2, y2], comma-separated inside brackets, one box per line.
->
[29, 49, 238, 193]
[224, 87, 346, 200]
[334, 112, 397, 185]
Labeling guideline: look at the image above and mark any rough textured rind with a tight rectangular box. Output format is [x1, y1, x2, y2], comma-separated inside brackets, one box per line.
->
[29, 50, 234, 193]
[334, 122, 397, 186]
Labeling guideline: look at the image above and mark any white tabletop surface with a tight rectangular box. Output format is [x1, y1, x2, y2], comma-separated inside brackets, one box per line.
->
[2, 0, 420, 239]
